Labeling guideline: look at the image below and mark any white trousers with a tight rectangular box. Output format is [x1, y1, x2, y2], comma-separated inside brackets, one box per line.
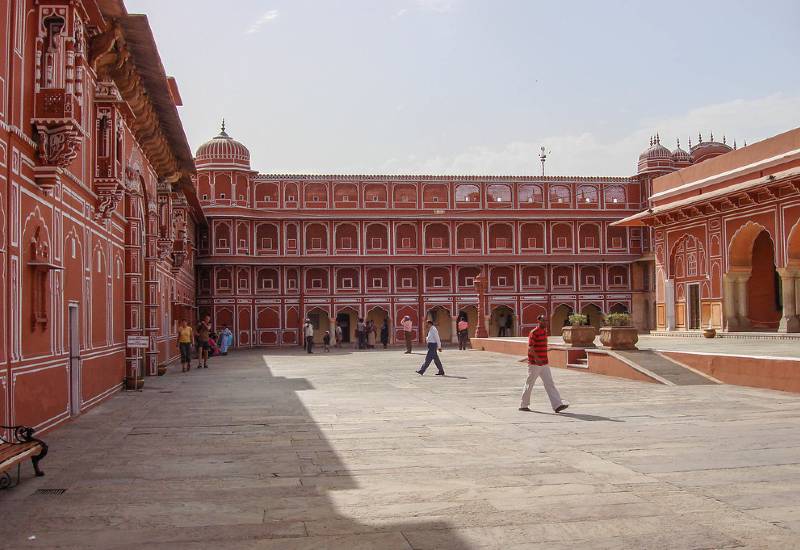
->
[520, 364, 564, 410]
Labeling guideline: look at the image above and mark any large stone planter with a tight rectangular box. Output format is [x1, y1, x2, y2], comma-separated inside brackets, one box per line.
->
[702, 327, 717, 339]
[561, 325, 597, 348]
[599, 327, 639, 350]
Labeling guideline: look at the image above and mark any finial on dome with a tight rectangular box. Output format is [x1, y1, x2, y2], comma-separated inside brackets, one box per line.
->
[649, 136, 653, 146]
[733, 139, 737, 150]
[710, 131, 714, 141]
[698, 132, 702, 143]
[723, 134, 727, 144]
[218, 118, 230, 138]
[688, 136, 692, 148]
[743, 139, 747, 147]
[676, 137, 680, 148]
[656, 133, 660, 144]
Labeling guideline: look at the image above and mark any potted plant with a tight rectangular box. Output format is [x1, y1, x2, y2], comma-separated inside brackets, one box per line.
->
[702, 324, 717, 338]
[599, 312, 638, 350]
[561, 313, 597, 348]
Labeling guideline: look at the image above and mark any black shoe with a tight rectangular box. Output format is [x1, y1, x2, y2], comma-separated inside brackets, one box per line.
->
[518, 407, 532, 412]
[435, 372, 445, 376]
[415, 370, 424, 376]
[555, 404, 569, 413]
[404, 351, 411, 354]
[203, 365, 208, 369]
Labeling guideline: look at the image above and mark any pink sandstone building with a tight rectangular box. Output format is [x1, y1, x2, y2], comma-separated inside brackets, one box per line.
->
[2, 0, 799, 438]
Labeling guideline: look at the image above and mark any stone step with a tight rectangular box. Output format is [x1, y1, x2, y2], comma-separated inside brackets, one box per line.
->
[614, 349, 716, 385]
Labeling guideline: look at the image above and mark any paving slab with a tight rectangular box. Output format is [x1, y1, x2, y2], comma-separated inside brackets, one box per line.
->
[1, 348, 799, 549]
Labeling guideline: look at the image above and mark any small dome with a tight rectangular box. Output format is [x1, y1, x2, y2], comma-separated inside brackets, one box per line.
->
[672, 139, 691, 168]
[690, 133, 733, 165]
[637, 135, 675, 174]
[195, 121, 251, 169]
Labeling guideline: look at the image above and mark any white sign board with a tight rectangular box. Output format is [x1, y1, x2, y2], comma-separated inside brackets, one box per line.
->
[127, 335, 149, 349]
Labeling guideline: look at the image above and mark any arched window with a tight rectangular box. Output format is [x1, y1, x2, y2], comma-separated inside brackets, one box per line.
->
[549, 185, 571, 207]
[487, 184, 512, 206]
[518, 184, 544, 207]
[455, 184, 480, 204]
[576, 185, 598, 206]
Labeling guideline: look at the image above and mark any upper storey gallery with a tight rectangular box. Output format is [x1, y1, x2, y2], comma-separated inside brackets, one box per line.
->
[193, 127, 736, 214]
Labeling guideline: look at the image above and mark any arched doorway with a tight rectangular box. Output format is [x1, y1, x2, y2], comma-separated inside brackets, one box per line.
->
[366, 306, 390, 344]
[335, 307, 358, 344]
[489, 305, 515, 337]
[581, 303, 604, 331]
[725, 222, 781, 331]
[427, 306, 452, 343]
[748, 231, 781, 329]
[307, 307, 331, 344]
[458, 305, 478, 338]
[551, 304, 573, 336]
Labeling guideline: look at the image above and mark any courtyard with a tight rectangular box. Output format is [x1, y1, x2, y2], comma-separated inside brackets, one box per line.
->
[2, 348, 800, 549]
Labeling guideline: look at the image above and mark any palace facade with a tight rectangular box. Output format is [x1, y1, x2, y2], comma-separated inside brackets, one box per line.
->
[618, 128, 800, 333]
[194, 129, 692, 346]
[3, 0, 798, 439]
[0, 0, 202, 433]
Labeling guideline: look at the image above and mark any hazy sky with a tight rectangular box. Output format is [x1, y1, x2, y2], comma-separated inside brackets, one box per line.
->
[127, 0, 800, 176]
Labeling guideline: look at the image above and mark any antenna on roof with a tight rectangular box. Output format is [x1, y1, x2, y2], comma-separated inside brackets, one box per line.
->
[539, 146, 551, 176]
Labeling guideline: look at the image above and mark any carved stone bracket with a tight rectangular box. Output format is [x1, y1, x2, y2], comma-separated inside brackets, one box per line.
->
[94, 182, 125, 221]
[35, 122, 81, 166]
[157, 237, 173, 260]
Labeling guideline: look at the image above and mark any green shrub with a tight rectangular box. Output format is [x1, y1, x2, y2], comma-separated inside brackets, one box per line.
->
[568, 313, 588, 326]
[605, 312, 632, 327]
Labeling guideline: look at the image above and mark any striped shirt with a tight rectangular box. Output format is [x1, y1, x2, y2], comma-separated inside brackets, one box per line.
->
[528, 326, 548, 365]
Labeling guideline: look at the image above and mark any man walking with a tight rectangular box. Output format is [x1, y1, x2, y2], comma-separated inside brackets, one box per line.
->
[303, 318, 314, 354]
[416, 319, 445, 376]
[402, 315, 413, 354]
[519, 315, 569, 413]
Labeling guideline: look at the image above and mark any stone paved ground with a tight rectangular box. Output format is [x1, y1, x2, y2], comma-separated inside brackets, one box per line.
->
[2, 348, 800, 549]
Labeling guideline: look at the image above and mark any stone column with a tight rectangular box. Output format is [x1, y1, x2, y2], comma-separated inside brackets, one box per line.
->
[722, 273, 737, 331]
[778, 268, 800, 333]
[735, 272, 751, 331]
[664, 279, 675, 331]
[450, 315, 458, 344]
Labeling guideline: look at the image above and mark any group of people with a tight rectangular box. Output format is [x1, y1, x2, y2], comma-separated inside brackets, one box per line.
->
[413, 314, 569, 415]
[302, 317, 390, 354]
[176, 315, 233, 372]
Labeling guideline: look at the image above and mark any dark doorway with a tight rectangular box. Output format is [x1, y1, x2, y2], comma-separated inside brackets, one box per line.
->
[688, 283, 700, 330]
[337, 313, 351, 343]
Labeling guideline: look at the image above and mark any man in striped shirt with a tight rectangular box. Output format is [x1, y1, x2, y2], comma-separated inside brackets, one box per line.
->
[519, 315, 569, 413]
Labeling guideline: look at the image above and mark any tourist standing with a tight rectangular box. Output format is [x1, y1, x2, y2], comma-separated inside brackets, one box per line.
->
[380, 319, 389, 349]
[357, 318, 366, 349]
[219, 324, 233, 355]
[303, 318, 315, 354]
[457, 314, 469, 350]
[367, 320, 376, 349]
[334, 322, 343, 349]
[402, 315, 413, 354]
[416, 319, 445, 376]
[519, 315, 569, 413]
[498, 314, 507, 337]
[196, 315, 211, 369]
[177, 319, 193, 373]
[505, 314, 513, 337]
[323, 330, 331, 352]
